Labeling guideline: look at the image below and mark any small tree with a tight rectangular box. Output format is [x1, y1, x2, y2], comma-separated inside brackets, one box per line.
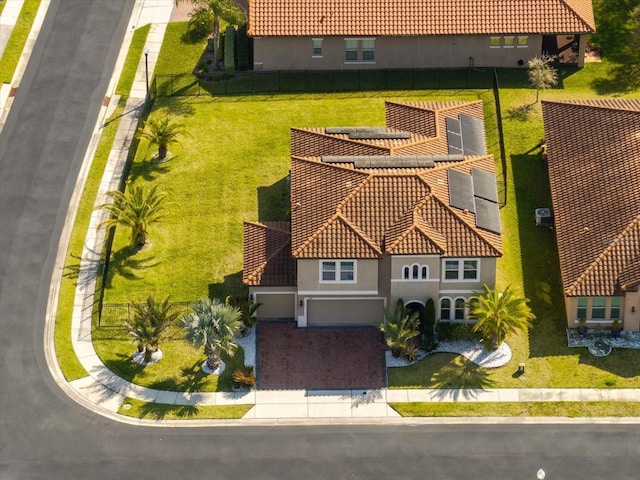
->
[467, 285, 536, 350]
[379, 299, 420, 358]
[99, 182, 168, 249]
[181, 297, 242, 372]
[137, 117, 186, 160]
[125, 294, 180, 363]
[528, 55, 558, 103]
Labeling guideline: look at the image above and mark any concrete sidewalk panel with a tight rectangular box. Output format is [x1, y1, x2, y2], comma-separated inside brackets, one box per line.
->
[255, 389, 308, 404]
[308, 402, 353, 418]
[252, 404, 309, 419]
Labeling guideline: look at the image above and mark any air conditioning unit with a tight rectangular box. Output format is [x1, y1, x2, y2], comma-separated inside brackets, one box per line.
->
[535, 208, 553, 227]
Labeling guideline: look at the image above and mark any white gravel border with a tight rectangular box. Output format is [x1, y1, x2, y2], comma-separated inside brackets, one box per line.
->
[386, 340, 512, 369]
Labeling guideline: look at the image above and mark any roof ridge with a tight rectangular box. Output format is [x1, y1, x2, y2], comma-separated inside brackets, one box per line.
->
[566, 214, 640, 295]
[542, 99, 640, 114]
[336, 213, 383, 256]
[292, 127, 392, 155]
[561, 0, 596, 31]
[292, 213, 341, 257]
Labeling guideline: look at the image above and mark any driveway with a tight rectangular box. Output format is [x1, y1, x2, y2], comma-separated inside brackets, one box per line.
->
[257, 321, 386, 390]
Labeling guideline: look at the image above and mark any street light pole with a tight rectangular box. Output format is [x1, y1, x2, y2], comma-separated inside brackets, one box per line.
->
[144, 46, 150, 100]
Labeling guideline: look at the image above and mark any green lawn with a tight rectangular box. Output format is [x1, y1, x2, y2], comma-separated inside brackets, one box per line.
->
[0, 0, 41, 83]
[118, 397, 252, 420]
[391, 401, 640, 417]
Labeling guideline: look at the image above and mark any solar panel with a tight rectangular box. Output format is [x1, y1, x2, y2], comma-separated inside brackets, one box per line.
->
[446, 117, 464, 155]
[349, 132, 411, 139]
[475, 197, 501, 233]
[448, 170, 475, 212]
[471, 168, 498, 203]
[459, 114, 486, 155]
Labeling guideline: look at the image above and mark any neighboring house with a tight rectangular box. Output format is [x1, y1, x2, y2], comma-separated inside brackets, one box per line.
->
[542, 99, 640, 332]
[247, 0, 595, 71]
[243, 101, 503, 327]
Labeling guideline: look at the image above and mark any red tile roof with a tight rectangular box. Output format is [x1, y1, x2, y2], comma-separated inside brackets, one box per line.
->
[542, 100, 640, 297]
[243, 221, 296, 286]
[248, 0, 595, 37]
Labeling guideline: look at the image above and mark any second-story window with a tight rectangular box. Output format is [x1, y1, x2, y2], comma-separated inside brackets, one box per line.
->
[321, 260, 356, 282]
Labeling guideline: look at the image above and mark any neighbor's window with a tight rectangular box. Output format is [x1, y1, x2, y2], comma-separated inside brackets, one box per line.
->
[321, 260, 355, 282]
[445, 260, 460, 280]
[454, 298, 465, 320]
[421, 266, 428, 279]
[440, 298, 451, 320]
[312, 38, 323, 56]
[503, 36, 515, 48]
[610, 297, 621, 319]
[577, 297, 587, 319]
[345, 39, 358, 61]
[592, 296, 606, 319]
[402, 264, 429, 280]
[517, 36, 529, 48]
[362, 39, 375, 61]
[403, 266, 410, 279]
[444, 259, 478, 281]
[490, 37, 501, 48]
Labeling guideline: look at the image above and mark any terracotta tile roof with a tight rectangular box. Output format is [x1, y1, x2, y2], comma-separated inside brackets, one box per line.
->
[248, 0, 595, 37]
[542, 100, 640, 297]
[290, 154, 502, 259]
[292, 100, 485, 158]
[243, 221, 296, 286]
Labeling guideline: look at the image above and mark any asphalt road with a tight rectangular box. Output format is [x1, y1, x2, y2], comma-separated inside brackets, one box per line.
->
[1, 1, 640, 479]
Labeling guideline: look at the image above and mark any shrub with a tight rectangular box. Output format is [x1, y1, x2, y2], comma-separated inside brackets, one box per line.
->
[224, 25, 235, 73]
[232, 366, 255, 388]
[236, 24, 249, 71]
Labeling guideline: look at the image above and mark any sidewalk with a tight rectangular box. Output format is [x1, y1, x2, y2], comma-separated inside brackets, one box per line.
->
[37, 0, 640, 425]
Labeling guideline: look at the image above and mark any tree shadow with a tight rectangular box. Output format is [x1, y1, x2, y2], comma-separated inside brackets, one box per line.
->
[590, 63, 640, 95]
[102, 352, 146, 382]
[146, 359, 210, 392]
[257, 176, 290, 222]
[427, 354, 496, 395]
[129, 154, 173, 182]
[103, 245, 159, 289]
[506, 104, 534, 121]
[136, 402, 200, 420]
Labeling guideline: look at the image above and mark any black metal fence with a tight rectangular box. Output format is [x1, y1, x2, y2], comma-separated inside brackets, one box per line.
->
[99, 301, 196, 327]
[152, 68, 495, 97]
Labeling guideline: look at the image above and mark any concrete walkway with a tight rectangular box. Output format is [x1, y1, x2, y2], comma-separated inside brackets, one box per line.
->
[17, 0, 638, 424]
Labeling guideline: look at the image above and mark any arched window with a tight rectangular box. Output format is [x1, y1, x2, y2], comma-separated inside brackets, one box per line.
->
[440, 298, 451, 320]
[412, 264, 419, 279]
[421, 266, 428, 279]
[454, 298, 465, 320]
[403, 266, 410, 279]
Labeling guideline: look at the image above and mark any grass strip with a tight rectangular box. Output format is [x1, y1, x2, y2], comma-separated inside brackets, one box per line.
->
[391, 401, 640, 417]
[116, 24, 151, 98]
[0, 0, 41, 83]
[118, 397, 252, 420]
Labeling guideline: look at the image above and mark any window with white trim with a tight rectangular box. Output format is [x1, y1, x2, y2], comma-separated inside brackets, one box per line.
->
[440, 298, 451, 320]
[592, 296, 606, 319]
[490, 37, 501, 48]
[503, 36, 515, 48]
[517, 36, 529, 48]
[320, 260, 356, 282]
[402, 263, 429, 280]
[312, 38, 323, 57]
[577, 297, 587, 319]
[345, 38, 375, 62]
[610, 297, 621, 319]
[443, 259, 479, 281]
[454, 298, 465, 320]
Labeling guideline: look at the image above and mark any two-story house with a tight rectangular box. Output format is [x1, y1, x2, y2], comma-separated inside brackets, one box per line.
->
[243, 101, 503, 327]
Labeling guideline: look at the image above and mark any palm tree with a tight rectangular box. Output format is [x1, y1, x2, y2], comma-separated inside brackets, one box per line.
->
[528, 54, 558, 103]
[176, 0, 247, 70]
[137, 117, 186, 160]
[467, 284, 536, 350]
[125, 294, 180, 363]
[379, 299, 420, 357]
[181, 297, 242, 372]
[99, 182, 168, 249]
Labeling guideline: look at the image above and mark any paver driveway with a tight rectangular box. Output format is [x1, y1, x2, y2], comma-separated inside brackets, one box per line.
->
[257, 321, 387, 390]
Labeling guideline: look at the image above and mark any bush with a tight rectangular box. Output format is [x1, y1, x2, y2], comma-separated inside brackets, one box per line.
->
[232, 366, 255, 388]
[224, 25, 235, 73]
[236, 24, 249, 71]
[436, 321, 455, 341]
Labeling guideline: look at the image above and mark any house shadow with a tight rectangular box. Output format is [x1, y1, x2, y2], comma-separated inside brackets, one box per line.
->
[257, 176, 290, 222]
[208, 271, 245, 301]
[510, 152, 575, 359]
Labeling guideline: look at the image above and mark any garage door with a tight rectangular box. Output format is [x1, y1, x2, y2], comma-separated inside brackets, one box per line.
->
[255, 293, 295, 319]
[307, 298, 384, 326]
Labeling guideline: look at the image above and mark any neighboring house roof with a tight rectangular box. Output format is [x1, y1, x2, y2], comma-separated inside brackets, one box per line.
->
[248, 0, 595, 37]
[541, 99, 640, 297]
[243, 221, 296, 286]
